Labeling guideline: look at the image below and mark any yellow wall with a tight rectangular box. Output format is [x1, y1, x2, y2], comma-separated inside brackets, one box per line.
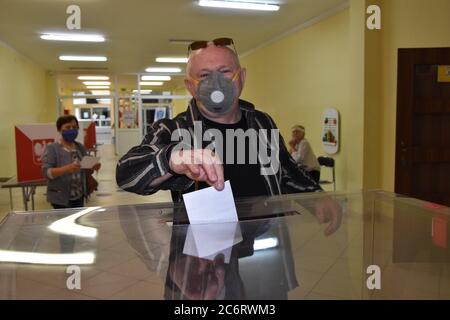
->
[0, 41, 56, 177]
[171, 86, 191, 117]
[379, 0, 450, 191]
[240, 9, 358, 191]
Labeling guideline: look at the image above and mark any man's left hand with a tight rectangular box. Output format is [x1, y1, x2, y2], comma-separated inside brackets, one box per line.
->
[314, 196, 343, 236]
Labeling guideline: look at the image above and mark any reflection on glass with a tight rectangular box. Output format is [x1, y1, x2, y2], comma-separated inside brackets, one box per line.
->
[0, 250, 95, 265]
[48, 206, 99, 238]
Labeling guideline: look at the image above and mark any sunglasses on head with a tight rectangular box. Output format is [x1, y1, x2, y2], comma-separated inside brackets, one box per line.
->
[188, 38, 237, 56]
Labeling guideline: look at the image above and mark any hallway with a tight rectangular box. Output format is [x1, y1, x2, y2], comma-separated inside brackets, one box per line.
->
[0, 144, 172, 221]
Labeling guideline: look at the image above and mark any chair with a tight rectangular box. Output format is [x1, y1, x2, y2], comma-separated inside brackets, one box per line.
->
[318, 156, 336, 192]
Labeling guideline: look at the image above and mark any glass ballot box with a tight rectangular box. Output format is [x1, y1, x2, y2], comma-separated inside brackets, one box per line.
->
[0, 191, 449, 300]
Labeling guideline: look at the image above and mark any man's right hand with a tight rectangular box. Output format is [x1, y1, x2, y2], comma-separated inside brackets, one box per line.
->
[65, 162, 81, 174]
[169, 149, 224, 191]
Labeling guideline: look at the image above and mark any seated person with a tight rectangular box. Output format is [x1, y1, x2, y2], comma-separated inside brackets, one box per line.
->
[289, 125, 321, 183]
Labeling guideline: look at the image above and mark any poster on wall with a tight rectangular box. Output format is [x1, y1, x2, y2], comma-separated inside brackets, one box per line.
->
[15, 124, 60, 182]
[154, 107, 167, 121]
[437, 65, 450, 82]
[322, 108, 340, 155]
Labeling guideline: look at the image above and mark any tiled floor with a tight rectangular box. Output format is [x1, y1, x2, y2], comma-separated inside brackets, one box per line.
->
[0, 144, 172, 222]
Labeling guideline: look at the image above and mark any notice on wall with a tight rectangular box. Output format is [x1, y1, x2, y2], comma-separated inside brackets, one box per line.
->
[437, 65, 450, 83]
[123, 110, 136, 127]
[322, 108, 340, 155]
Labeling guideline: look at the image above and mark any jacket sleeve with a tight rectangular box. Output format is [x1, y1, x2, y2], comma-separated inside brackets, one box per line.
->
[265, 114, 322, 194]
[115, 119, 193, 195]
[41, 143, 57, 180]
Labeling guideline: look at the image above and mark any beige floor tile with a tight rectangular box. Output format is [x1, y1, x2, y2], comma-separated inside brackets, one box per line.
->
[306, 292, 342, 300]
[108, 257, 164, 281]
[313, 270, 363, 299]
[288, 270, 324, 299]
[109, 280, 165, 300]
[79, 271, 139, 299]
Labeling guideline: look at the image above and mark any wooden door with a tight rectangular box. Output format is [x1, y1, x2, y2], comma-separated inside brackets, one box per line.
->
[396, 48, 450, 206]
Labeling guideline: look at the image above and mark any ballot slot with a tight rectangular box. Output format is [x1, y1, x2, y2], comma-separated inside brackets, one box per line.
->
[172, 202, 303, 225]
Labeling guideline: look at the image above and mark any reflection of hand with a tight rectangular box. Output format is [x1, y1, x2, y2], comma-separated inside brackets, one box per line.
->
[169, 254, 225, 300]
[314, 196, 343, 236]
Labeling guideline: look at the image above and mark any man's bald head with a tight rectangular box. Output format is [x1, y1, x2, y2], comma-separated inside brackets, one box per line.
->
[186, 42, 241, 78]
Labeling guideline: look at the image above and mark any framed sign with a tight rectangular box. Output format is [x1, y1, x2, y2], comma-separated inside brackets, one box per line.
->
[322, 108, 340, 154]
[438, 65, 450, 83]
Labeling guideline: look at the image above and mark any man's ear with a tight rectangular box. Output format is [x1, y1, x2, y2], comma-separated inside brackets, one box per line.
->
[184, 78, 196, 97]
[240, 68, 247, 87]
[236, 67, 247, 97]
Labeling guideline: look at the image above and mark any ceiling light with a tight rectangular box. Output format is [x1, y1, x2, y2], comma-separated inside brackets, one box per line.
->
[78, 75, 110, 80]
[140, 82, 164, 86]
[40, 33, 105, 42]
[59, 55, 107, 62]
[156, 57, 188, 63]
[198, 0, 280, 11]
[83, 81, 111, 86]
[133, 90, 153, 94]
[141, 75, 171, 81]
[90, 90, 110, 96]
[145, 67, 182, 73]
[86, 86, 110, 89]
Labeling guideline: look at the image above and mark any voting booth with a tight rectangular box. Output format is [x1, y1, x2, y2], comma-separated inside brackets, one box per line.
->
[14, 124, 60, 183]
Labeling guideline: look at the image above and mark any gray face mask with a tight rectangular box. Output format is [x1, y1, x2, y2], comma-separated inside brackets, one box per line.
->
[196, 71, 237, 115]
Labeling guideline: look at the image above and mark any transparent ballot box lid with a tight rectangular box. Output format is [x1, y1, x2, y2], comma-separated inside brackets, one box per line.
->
[0, 191, 449, 300]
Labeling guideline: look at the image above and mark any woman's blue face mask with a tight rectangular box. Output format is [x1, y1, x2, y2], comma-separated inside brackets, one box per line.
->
[61, 129, 78, 143]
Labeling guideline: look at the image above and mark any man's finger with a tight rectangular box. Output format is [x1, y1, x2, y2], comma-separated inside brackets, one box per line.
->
[200, 162, 218, 185]
[212, 161, 224, 191]
[186, 163, 201, 177]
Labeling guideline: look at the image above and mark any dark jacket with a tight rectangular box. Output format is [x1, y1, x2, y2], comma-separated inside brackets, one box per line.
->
[116, 99, 321, 200]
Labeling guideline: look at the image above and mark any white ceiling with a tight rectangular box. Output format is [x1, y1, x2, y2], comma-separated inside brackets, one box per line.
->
[0, 0, 347, 91]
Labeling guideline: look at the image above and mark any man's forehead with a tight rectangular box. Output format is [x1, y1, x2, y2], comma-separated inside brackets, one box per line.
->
[188, 46, 239, 73]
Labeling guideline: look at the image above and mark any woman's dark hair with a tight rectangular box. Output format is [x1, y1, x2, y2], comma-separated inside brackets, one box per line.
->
[56, 115, 79, 131]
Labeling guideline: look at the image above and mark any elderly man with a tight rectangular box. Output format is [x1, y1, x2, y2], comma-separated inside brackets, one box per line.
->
[289, 125, 321, 183]
[116, 38, 321, 199]
[116, 38, 341, 235]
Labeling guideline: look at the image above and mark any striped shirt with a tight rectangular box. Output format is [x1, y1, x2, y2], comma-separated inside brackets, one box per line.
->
[116, 99, 322, 200]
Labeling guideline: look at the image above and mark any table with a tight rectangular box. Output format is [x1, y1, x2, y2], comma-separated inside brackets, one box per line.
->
[0, 191, 449, 299]
[0, 177, 47, 211]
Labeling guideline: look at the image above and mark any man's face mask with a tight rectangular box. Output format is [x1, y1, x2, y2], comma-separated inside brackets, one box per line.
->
[195, 69, 240, 115]
[61, 129, 78, 143]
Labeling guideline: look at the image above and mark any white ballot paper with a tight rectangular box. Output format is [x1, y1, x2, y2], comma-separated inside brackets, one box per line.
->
[182, 222, 242, 263]
[182, 181, 242, 263]
[80, 156, 100, 169]
[182, 180, 238, 224]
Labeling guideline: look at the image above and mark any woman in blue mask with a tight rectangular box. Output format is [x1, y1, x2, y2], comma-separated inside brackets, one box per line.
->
[41, 115, 101, 209]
